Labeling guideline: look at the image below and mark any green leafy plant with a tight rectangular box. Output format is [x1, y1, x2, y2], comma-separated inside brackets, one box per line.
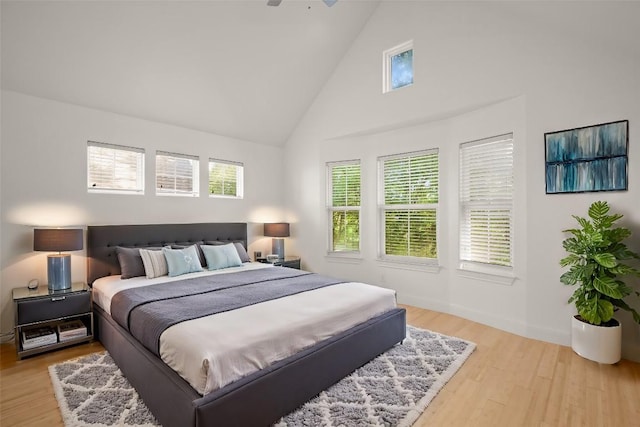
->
[560, 201, 640, 325]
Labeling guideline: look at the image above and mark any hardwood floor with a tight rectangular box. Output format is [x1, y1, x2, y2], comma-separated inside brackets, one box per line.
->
[1, 305, 639, 426]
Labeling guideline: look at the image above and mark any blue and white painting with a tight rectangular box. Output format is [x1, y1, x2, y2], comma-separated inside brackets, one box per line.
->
[545, 120, 628, 194]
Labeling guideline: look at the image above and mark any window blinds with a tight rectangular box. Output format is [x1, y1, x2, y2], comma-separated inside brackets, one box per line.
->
[209, 159, 243, 198]
[328, 161, 360, 252]
[87, 141, 144, 193]
[459, 134, 514, 267]
[380, 150, 439, 261]
[156, 151, 199, 196]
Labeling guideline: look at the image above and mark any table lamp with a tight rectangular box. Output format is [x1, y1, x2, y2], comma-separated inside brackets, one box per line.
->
[34, 228, 83, 291]
[264, 223, 289, 260]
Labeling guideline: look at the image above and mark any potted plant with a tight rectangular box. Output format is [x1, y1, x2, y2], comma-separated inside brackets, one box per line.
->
[560, 200, 640, 364]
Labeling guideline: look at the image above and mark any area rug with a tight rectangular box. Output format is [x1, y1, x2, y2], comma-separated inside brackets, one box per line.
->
[49, 326, 475, 427]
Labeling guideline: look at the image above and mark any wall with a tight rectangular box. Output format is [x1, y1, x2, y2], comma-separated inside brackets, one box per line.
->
[284, 2, 640, 360]
[0, 91, 285, 337]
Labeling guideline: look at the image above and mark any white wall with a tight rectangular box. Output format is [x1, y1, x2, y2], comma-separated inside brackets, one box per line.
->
[284, 2, 640, 360]
[0, 91, 285, 336]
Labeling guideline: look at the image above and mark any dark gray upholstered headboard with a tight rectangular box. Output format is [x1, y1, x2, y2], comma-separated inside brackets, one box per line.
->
[87, 223, 247, 285]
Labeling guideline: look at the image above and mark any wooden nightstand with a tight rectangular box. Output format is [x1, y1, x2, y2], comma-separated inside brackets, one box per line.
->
[257, 256, 301, 269]
[13, 282, 93, 359]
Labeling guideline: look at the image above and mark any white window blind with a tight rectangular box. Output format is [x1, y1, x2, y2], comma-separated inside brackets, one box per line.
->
[327, 161, 360, 253]
[156, 151, 199, 196]
[209, 159, 243, 198]
[379, 149, 439, 263]
[459, 134, 514, 268]
[87, 141, 144, 194]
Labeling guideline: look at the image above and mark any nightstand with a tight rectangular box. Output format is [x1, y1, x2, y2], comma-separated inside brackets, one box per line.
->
[257, 256, 301, 269]
[13, 282, 93, 359]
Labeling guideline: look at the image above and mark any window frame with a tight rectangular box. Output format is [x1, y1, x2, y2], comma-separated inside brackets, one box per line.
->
[155, 151, 200, 197]
[87, 141, 145, 195]
[326, 160, 361, 256]
[377, 149, 439, 266]
[459, 133, 514, 276]
[208, 158, 244, 199]
[382, 40, 414, 93]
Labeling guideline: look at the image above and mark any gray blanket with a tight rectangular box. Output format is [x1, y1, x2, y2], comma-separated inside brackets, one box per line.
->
[110, 267, 345, 356]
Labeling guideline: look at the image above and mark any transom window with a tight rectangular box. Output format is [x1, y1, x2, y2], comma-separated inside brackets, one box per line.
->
[209, 159, 244, 198]
[459, 134, 514, 271]
[155, 151, 199, 197]
[383, 40, 414, 93]
[378, 149, 439, 263]
[327, 160, 361, 253]
[87, 141, 145, 194]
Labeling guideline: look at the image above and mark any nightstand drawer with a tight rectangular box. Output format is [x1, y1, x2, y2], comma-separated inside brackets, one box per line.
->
[17, 292, 91, 324]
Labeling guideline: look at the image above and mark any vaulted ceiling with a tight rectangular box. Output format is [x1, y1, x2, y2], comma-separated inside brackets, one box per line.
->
[2, 1, 639, 147]
[1, 0, 379, 146]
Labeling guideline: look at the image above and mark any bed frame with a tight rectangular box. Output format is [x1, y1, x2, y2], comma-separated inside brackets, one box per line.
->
[87, 223, 406, 427]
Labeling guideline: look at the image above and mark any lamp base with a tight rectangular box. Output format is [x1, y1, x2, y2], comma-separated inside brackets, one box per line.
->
[48, 254, 72, 291]
[271, 238, 285, 259]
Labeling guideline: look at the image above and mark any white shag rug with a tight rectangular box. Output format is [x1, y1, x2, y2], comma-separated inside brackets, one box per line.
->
[49, 326, 476, 427]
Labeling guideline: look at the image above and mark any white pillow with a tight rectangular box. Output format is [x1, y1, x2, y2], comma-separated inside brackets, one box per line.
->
[139, 248, 169, 279]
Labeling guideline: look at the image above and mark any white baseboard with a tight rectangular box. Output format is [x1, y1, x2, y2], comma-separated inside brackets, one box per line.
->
[449, 303, 528, 337]
[396, 293, 449, 314]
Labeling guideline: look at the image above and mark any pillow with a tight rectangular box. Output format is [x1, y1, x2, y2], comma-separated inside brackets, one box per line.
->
[162, 245, 204, 277]
[204, 240, 250, 263]
[201, 243, 243, 270]
[171, 243, 207, 268]
[233, 242, 251, 263]
[139, 248, 169, 279]
[116, 247, 146, 279]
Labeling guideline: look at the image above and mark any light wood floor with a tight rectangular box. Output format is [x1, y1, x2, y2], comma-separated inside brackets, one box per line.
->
[1, 305, 639, 426]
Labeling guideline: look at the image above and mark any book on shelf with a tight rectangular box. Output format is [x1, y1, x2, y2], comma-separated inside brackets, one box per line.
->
[57, 319, 88, 341]
[22, 326, 57, 350]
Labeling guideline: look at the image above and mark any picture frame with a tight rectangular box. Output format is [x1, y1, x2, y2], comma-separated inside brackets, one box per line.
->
[545, 120, 628, 194]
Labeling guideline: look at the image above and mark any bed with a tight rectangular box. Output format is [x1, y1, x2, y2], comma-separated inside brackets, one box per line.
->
[87, 223, 406, 427]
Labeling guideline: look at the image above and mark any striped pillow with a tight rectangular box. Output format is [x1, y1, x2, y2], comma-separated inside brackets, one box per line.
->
[139, 248, 169, 279]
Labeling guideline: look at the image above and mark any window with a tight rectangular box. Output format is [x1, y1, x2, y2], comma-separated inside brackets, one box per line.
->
[383, 40, 413, 93]
[459, 134, 514, 271]
[155, 151, 199, 196]
[87, 141, 144, 194]
[327, 161, 361, 253]
[208, 159, 243, 198]
[378, 150, 439, 264]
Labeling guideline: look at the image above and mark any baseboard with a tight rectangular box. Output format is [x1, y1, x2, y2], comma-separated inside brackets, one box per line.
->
[398, 296, 576, 349]
[396, 293, 449, 314]
[449, 303, 528, 337]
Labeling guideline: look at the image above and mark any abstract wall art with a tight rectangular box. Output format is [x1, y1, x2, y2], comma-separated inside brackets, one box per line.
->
[545, 120, 628, 194]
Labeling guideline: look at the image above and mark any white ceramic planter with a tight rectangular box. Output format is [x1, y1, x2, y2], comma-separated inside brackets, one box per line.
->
[571, 316, 621, 364]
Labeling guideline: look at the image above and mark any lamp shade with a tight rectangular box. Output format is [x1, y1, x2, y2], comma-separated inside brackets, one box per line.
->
[264, 223, 290, 238]
[34, 228, 83, 252]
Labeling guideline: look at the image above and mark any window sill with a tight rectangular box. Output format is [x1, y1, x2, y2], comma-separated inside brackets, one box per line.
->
[157, 192, 199, 197]
[376, 258, 440, 273]
[209, 195, 242, 199]
[88, 189, 144, 195]
[457, 263, 516, 286]
[325, 253, 363, 264]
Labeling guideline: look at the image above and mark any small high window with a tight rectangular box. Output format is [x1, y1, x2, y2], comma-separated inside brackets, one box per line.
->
[209, 159, 244, 198]
[156, 151, 199, 197]
[383, 40, 414, 93]
[87, 141, 145, 194]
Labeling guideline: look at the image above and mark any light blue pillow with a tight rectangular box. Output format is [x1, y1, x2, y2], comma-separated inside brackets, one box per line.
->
[162, 245, 204, 277]
[201, 243, 243, 270]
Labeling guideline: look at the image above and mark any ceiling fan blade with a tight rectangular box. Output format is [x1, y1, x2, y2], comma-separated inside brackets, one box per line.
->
[267, 0, 282, 6]
[323, 0, 337, 6]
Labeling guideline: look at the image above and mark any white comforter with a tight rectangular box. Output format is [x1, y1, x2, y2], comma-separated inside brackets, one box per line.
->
[92, 263, 397, 395]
